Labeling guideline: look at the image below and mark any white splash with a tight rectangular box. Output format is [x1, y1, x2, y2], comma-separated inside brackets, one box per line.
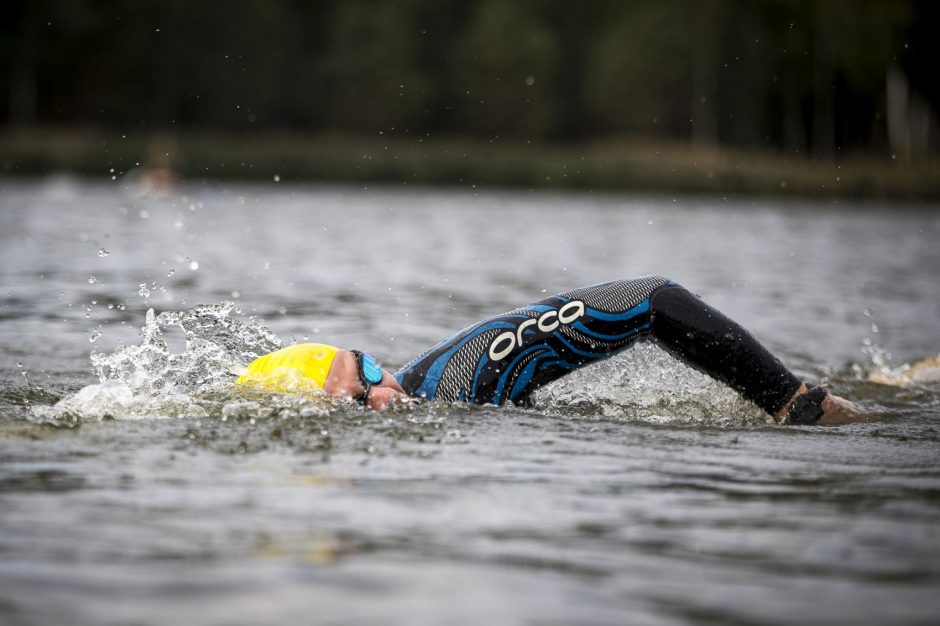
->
[29, 302, 340, 426]
[90, 303, 281, 394]
[534, 341, 770, 424]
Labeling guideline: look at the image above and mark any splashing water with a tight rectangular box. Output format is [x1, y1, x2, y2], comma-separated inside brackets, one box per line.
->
[850, 318, 940, 387]
[534, 341, 770, 425]
[90, 302, 280, 393]
[29, 302, 345, 426]
[861, 348, 940, 387]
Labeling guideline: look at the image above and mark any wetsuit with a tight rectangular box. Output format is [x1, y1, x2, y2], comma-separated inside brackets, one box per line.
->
[394, 276, 802, 416]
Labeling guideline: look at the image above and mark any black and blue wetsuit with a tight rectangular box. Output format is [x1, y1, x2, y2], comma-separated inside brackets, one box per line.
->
[394, 276, 802, 416]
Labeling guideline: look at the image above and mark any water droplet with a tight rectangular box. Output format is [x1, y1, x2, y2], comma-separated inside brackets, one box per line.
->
[167, 268, 175, 278]
[98, 248, 110, 257]
[273, 174, 280, 182]
[138, 283, 151, 298]
[188, 261, 199, 271]
[88, 275, 98, 284]
[231, 290, 240, 298]
[89, 327, 102, 343]
[139, 209, 150, 219]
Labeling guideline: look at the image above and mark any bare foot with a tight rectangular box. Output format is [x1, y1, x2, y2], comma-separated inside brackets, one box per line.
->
[777, 384, 872, 425]
[816, 393, 872, 426]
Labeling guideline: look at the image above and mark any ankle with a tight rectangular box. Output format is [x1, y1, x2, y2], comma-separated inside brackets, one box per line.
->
[776, 384, 828, 424]
[776, 384, 807, 422]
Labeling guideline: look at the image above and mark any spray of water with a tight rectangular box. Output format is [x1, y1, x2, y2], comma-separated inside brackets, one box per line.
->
[29, 302, 342, 426]
[852, 309, 940, 387]
[534, 341, 770, 424]
[90, 303, 280, 394]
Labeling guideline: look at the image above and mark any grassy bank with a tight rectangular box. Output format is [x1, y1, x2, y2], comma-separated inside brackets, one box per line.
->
[1, 128, 938, 200]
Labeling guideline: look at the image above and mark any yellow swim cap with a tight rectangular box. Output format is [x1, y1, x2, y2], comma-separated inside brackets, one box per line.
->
[236, 343, 340, 393]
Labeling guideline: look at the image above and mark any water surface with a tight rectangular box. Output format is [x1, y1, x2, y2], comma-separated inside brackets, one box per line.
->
[1, 179, 939, 625]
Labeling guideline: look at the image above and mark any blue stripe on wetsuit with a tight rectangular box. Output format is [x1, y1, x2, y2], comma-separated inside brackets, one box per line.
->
[394, 276, 670, 406]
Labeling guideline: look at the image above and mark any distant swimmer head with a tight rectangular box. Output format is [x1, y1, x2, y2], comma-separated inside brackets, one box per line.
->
[236, 343, 340, 393]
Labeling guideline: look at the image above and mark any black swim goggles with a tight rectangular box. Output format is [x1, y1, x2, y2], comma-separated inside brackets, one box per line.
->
[350, 350, 384, 405]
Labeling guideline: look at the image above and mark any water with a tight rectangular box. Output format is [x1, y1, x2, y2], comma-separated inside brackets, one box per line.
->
[1, 178, 939, 625]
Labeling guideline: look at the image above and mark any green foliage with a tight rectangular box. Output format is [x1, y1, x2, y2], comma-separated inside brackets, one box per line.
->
[816, 0, 912, 90]
[3, 129, 937, 199]
[451, 0, 561, 137]
[0, 0, 932, 158]
[582, 1, 693, 136]
[322, 0, 432, 131]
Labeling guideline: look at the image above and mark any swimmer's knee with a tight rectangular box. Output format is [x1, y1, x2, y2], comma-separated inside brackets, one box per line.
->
[649, 280, 692, 308]
[649, 283, 716, 341]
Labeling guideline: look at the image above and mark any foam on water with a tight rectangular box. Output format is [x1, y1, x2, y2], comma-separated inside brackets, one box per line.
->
[534, 341, 771, 424]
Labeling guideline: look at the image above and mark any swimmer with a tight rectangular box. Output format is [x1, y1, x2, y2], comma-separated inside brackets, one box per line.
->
[236, 276, 870, 425]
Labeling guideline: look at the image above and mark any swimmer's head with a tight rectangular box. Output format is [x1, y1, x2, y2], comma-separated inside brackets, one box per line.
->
[236, 343, 339, 391]
[236, 343, 410, 410]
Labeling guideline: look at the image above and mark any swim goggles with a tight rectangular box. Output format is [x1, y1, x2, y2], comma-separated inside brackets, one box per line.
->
[350, 350, 384, 405]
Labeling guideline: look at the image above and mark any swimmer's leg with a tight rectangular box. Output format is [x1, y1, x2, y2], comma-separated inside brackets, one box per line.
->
[649, 284, 869, 423]
[648, 284, 801, 416]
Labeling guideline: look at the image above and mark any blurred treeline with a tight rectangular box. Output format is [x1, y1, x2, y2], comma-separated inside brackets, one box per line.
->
[1, 0, 937, 161]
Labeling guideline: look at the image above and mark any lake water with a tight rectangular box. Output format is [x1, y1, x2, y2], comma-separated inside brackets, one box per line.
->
[1, 178, 939, 625]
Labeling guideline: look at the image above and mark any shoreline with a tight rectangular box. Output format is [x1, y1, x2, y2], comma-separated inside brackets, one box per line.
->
[2, 129, 938, 201]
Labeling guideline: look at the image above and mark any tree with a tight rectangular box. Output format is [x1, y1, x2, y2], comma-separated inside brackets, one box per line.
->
[450, 0, 561, 138]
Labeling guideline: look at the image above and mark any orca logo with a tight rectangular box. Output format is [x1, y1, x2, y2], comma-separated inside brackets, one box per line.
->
[488, 300, 585, 361]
